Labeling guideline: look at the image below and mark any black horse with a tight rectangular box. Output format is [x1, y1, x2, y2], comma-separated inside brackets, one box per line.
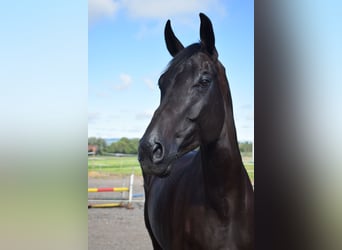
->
[138, 13, 254, 250]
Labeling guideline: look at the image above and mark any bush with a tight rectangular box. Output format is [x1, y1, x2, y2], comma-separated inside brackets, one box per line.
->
[106, 137, 139, 154]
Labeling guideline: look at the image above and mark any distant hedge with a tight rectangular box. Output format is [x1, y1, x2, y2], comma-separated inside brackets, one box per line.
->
[88, 137, 139, 155]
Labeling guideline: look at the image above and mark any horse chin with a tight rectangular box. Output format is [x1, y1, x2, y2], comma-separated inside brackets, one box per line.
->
[141, 163, 172, 178]
[156, 164, 172, 178]
[155, 145, 197, 178]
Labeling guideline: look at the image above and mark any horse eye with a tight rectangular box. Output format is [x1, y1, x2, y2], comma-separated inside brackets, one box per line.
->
[198, 76, 212, 88]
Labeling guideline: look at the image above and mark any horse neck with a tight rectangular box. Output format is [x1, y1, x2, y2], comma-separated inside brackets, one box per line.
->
[200, 102, 244, 190]
[200, 74, 250, 215]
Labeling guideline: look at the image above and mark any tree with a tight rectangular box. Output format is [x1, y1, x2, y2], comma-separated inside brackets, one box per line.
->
[88, 137, 107, 154]
[106, 137, 139, 154]
[238, 141, 252, 153]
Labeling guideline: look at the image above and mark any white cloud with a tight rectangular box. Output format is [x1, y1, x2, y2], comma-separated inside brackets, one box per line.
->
[88, 108, 150, 138]
[88, 0, 120, 24]
[245, 113, 254, 121]
[89, 0, 224, 24]
[122, 0, 212, 19]
[240, 104, 252, 110]
[114, 73, 133, 90]
[143, 78, 156, 90]
[95, 91, 111, 98]
[88, 112, 101, 124]
[136, 110, 154, 120]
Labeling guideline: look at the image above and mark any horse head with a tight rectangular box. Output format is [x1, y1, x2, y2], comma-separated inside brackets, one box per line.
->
[139, 13, 229, 177]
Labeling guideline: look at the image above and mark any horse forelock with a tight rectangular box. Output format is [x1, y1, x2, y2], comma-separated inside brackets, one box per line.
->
[164, 43, 201, 73]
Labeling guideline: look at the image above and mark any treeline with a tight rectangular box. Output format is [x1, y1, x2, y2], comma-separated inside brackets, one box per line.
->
[88, 137, 253, 155]
[239, 141, 253, 153]
[88, 137, 139, 154]
[107, 138, 139, 154]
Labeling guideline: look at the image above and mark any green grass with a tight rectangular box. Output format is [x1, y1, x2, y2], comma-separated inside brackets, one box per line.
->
[244, 164, 254, 183]
[88, 154, 254, 182]
[88, 156, 142, 175]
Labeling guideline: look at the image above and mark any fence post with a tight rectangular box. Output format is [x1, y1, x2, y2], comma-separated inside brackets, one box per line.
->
[128, 174, 134, 204]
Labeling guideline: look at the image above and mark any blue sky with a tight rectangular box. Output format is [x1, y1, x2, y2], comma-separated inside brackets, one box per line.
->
[88, 0, 254, 141]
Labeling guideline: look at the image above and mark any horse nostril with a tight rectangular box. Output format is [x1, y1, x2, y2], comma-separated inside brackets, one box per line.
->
[152, 142, 164, 163]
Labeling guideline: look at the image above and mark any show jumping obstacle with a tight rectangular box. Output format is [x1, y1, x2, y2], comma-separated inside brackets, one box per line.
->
[88, 174, 142, 208]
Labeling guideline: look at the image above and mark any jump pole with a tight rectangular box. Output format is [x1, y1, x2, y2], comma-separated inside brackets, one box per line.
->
[88, 203, 124, 208]
[88, 187, 129, 192]
[88, 174, 136, 208]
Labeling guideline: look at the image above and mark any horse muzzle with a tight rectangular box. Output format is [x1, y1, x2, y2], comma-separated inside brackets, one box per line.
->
[138, 138, 175, 177]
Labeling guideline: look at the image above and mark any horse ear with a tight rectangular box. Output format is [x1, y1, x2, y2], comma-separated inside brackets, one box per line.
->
[199, 13, 216, 56]
[165, 20, 184, 57]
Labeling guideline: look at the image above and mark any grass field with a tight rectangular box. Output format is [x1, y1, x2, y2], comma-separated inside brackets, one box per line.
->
[88, 152, 254, 182]
[88, 156, 142, 175]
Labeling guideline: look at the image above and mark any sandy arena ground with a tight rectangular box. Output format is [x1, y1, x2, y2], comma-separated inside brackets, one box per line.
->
[88, 175, 152, 250]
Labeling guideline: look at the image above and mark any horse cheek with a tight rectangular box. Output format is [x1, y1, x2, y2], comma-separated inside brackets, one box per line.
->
[200, 97, 224, 143]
